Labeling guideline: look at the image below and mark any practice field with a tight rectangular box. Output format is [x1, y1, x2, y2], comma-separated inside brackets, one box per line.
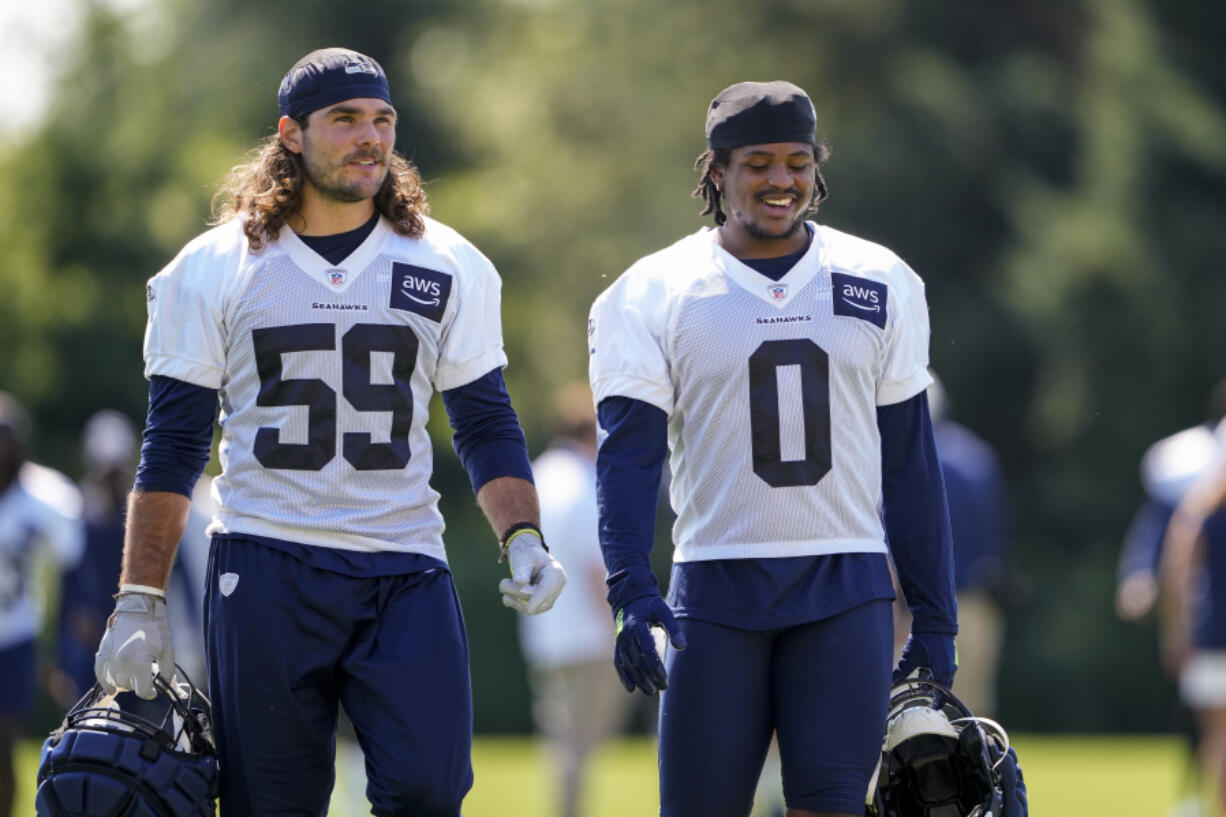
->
[17, 733, 1189, 816]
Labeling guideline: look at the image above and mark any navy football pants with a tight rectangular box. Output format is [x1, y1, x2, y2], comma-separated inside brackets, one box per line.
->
[658, 599, 892, 816]
[204, 536, 473, 817]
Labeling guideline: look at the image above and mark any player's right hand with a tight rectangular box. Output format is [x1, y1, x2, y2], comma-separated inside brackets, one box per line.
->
[94, 591, 174, 700]
[613, 595, 686, 695]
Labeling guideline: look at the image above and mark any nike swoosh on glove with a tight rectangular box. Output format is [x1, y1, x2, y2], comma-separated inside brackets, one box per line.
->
[94, 592, 174, 700]
[613, 595, 686, 695]
[893, 631, 957, 689]
[498, 532, 567, 615]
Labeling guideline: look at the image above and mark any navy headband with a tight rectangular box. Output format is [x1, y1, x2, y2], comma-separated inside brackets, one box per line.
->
[705, 81, 817, 150]
[278, 47, 392, 120]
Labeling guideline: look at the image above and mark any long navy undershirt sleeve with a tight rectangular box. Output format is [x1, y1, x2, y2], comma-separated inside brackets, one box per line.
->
[879, 391, 958, 634]
[134, 375, 218, 497]
[440, 367, 533, 494]
[595, 396, 669, 611]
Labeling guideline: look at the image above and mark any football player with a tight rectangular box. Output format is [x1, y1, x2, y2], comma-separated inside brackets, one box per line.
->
[93, 48, 565, 817]
[895, 376, 1012, 719]
[1159, 397, 1226, 817]
[1117, 382, 1226, 624]
[515, 383, 632, 817]
[0, 392, 83, 817]
[588, 81, 957, 817]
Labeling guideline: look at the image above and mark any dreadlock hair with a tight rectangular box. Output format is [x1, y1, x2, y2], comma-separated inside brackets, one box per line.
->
[692, 141, 831, 226]
[211, 121, 429, 252]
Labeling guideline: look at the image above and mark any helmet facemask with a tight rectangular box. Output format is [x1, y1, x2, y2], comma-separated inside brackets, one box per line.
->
[870, 678, 1011, 817]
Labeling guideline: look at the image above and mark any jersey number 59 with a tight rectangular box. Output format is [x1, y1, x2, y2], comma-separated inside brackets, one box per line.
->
[252, 323, 416, 471]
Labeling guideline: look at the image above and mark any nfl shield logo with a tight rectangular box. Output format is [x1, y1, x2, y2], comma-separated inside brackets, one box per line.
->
[329, 270, 346, 286]
[769, 284, 787, 300]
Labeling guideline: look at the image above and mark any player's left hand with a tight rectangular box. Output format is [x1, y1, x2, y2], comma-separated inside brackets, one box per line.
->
[498, 532, 567, 615]
[613, 595, 686, 695]
[893, 631, 957, 689]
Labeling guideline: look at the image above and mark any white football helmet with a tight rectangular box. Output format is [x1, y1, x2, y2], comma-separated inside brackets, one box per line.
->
[867, 677, 1025, 817]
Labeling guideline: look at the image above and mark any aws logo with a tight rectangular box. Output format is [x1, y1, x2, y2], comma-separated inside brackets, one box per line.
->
[402, 275, 441, 305]
[831, 272, 887, 329]
[390, 263, 452, 322]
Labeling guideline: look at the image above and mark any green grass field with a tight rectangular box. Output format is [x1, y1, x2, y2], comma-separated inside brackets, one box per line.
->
[16, 733, 1190, 816]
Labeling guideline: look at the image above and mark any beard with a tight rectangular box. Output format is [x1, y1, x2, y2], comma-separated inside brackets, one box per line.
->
[301, 148, 388, 204]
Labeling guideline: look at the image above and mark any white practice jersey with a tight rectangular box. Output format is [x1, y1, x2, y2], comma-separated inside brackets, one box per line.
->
[1141, 424, 1221, 506]
[589, 223, 933, 563]
[0, 463, 84, 649]
[144, 216, 508, 561]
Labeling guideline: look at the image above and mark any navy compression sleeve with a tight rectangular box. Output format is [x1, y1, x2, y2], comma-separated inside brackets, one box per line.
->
[596, 396, 669, 610]
[878, 391, 958, 634]
[134, 375, 218, 497]
[440, 367, 533, 494]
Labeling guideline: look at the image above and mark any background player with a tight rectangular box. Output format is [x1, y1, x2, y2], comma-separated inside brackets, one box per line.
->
[587, 81, 957, 817]
[54, 409, 210, 704]
[516, 382, 631, 817]
[51, 409, 137, 705]
[0, 392, 83, 817]
[1160, 404, 1226, 817]
[1118, 383, 1226, 622]
[1114, 381, 1226, 817]
[890, 374, 1012, 717]
[92, 47, 565, 817]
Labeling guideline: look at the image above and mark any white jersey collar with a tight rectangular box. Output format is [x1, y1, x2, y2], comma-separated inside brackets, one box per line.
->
[273, 215, 393, 293]
[704, 222, 825, 309]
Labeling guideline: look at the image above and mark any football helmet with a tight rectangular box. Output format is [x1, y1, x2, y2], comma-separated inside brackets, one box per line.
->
[867, 677, 1027, 817]
[35, 667, 219, 817]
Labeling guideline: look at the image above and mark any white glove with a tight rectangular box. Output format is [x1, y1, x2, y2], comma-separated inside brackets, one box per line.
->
[94, 591, 174, 699]
[498, 532, 567, 615]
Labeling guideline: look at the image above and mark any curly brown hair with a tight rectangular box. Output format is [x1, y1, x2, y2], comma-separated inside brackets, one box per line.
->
[211, 129, 429, 251]
[692, 142, 831, 226]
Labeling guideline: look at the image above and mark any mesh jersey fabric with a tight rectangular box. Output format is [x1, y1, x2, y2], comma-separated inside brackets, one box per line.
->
[143, 216, 507, 560]
[588, 222, 932, 562]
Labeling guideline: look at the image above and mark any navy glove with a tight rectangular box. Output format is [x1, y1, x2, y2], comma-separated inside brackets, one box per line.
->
[893, 632, 957, 689]
[613, 595, 686, 695]
[998, 746, 1028, 817]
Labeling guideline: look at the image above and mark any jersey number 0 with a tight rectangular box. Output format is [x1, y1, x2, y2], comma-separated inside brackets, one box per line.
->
[748, 339, 832, 488]
[252, 323, 417, 471]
